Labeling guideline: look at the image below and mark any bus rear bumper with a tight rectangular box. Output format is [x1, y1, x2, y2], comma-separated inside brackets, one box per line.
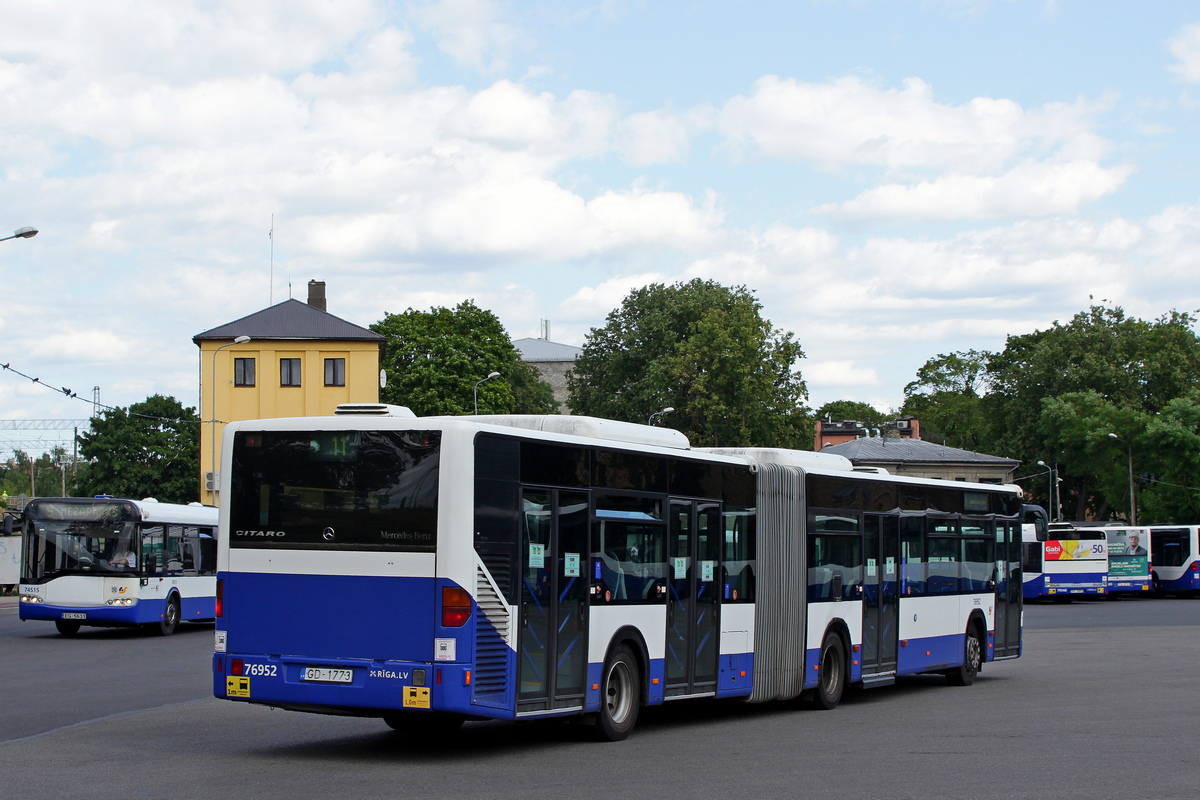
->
[213, 653, 510, 720]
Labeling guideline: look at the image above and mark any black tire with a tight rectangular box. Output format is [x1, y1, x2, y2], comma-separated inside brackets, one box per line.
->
[946, 624, 983, 686]
[157, 595, 180, 636]
[383, 712, 463, 738]
[812, 631, 846, 710]
[55, 619, 81, 637]
[596, 644, 640, 741]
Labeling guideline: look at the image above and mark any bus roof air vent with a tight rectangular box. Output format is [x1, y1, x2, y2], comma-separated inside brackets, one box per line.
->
[335, 403, 417, 418]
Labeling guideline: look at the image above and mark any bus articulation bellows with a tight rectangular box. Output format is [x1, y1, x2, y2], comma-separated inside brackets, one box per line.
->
[213, 407, 1024, 740]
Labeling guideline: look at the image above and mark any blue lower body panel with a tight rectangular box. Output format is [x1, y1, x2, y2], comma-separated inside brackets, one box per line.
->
[19, 599, 167, 627]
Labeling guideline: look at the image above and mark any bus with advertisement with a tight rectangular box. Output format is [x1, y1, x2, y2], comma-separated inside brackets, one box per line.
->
[1146, 525, 1200, 594]
[18, 497, 218, 635]
[1022, 516, 1108, 600]
[1072, 524, 1152, 594]
[211, 406, 1025, 740]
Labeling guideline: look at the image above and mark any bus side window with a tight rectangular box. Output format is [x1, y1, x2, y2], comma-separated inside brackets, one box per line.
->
[926, 536, 959, 594]
[901, 516, 925, 596]
[722, 509, 755, 603]
[166, 526, 185, 574]
[141, 526, 164, 574]
[807, 533, 861, 602]
[199, 530, 217, 576]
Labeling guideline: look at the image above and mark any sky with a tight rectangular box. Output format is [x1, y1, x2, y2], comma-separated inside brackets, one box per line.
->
[2, 0, 1200, 455]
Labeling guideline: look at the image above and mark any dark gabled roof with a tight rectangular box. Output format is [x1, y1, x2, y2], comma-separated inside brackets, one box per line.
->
[193, 299, 384, 344]
[513, 337, 582, 362]
[821, 437, 1019, 466]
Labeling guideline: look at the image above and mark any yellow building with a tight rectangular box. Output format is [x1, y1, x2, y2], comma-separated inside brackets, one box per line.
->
[193, 281, 385, 504]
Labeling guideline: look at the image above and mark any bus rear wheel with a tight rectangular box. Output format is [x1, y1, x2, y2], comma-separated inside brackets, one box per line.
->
[55, 619, 81, 637]
[596, 644, 640, 741]
[156, 596, 180, 636]
[812, 631, 846, 710]
[946, 624, 982, 686]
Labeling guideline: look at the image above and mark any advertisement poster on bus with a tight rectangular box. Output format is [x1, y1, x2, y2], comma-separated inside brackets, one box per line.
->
[1105, 528, 1149, 557]
[1044, 539, 1107, 561]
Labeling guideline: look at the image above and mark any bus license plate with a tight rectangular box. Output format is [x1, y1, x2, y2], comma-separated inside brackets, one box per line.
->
[62, 613, 86, 620]
[302, 667, 353, 684]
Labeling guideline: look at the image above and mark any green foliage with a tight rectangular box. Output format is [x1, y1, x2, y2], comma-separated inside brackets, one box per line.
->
[372, 300, 558, 416]
[75, 395, 201, 504]
[1, 447, 79, 499]
[814, 400, 888, 429]
[567, 279, 809, 448]
[902, 350, 989, 449]
[985, 305, 1200, 519]
[1139, 391, 1200, 523]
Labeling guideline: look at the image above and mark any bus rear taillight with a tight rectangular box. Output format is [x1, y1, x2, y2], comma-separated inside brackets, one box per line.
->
[216, 579, 223, 618]
[1192, 562, 1198, 571]
[442, 586, 472, 627]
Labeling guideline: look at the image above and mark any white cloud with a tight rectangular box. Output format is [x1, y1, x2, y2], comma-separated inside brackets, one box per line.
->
[615, 106, 715, 166]
[718, 75, 1098, 171]
[806, 361, 881, 387]
[411, 0, 520, 74]
[1168, 22, 1200, 83]
[818, 160, 1135, 220]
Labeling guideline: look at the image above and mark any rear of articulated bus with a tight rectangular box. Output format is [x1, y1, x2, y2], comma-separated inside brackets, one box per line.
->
[213, 417, 494, 730]
[1148, 526, 1200, 594]
[1095, 526, 1152, 594]
[1042, 525, 1108, 598]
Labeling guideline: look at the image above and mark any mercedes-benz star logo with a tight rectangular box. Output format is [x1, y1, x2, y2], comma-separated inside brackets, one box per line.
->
[322, 527, 336, 541]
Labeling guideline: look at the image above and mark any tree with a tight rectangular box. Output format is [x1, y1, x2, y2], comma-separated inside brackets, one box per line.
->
[372, 300, 558, 416]
[75, 395, 201, 504]
[902, 350, 990, 449]
[1138, 391, 1200, 523]
[567, 279, 809, 448]
[814, 400, 888, 429]
[989, 305, 1200, 518]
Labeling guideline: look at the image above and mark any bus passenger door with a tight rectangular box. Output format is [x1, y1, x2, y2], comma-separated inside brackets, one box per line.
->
[518, 489, 590, 713]
[994, 521, 1021, 657]
[862, 515, 899, 675]
[665, 500, 721, 697]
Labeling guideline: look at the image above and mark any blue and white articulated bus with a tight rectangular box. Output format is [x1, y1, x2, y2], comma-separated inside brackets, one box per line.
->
[1147, 526, 1200, 594]
[19, 498, 219, 636]
[213, 406, 1024, 740]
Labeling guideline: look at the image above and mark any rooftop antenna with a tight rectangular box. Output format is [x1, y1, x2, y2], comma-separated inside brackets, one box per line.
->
[269, 214, 274, 305]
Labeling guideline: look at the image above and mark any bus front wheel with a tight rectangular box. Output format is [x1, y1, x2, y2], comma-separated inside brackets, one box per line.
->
[55, 619, 81, 637]
[946, 624, 982, 686]
[812, 632, 846, 710]
[156, 596, 180, 636]
[596, 644, 640, 741]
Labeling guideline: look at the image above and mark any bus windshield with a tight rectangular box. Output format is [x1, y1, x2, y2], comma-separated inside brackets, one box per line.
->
[228, 429, 441, 551]
[23, 519, 140, 582]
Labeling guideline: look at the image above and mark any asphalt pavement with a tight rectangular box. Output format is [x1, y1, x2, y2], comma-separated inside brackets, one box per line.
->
[2, 595, 1198, 799]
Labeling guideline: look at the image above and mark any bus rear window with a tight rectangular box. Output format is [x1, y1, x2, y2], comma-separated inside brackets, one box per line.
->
[229, 430, 440, 551]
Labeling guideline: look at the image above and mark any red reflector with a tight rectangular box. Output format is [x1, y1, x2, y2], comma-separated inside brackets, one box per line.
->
[436, 669, 442, 685]
[215, 579, 223, 619]
[217, 658, 224, 673]
[465, 670, 471, 686]
[441, 586, 472, 627]
[231, 659, 244, 676]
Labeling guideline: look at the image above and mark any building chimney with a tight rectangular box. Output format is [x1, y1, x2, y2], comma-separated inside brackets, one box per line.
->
[307, 280, 326, 312]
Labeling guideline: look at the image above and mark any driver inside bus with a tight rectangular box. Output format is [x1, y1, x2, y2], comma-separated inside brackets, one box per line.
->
[108, 546, 136, 569]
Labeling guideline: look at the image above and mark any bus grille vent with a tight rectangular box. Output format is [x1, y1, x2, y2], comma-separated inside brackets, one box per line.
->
[474, 563, 511, 698]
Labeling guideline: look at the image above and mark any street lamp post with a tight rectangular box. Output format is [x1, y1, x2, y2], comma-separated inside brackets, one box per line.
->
[648, 407, 675, 426]
[0, 226, 37, 243]
[474, 372, 500, 415]
[1107, 433, 1137, 525]
[1037, 460, 1058, 522]
[210, 336, 251, 502]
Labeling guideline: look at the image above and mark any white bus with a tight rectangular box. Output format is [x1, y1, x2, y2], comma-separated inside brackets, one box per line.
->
[212, 407, 1024, 740]
[1023, 518, 1109, 601]
[19, 497, 219, 636]
[1070, 524, 1151, 594]
[1146, 525, 1200, 594]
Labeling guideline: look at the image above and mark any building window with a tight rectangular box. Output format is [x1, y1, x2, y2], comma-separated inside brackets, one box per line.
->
[280, 358, 302, 387]
[234, 358, 255, 387]
[324, 358, 346, 387]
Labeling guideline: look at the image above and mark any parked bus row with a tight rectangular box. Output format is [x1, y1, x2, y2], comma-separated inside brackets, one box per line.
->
[1020, 507, 1200, 600]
